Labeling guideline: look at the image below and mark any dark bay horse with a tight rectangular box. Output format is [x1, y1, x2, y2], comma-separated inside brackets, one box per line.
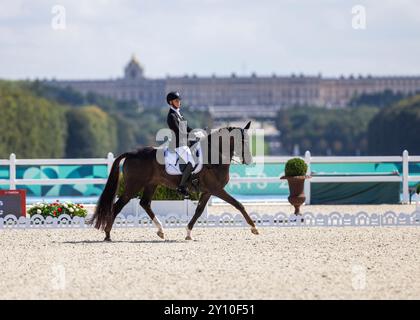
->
[90, 121, 259, 241]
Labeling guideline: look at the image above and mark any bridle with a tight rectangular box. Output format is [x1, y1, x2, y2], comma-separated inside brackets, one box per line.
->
[233, 129, 249, 165]
[206, 127, 250, 165]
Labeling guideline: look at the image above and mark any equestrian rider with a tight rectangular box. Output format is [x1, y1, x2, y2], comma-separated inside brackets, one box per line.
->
[166, 91, 205, 196]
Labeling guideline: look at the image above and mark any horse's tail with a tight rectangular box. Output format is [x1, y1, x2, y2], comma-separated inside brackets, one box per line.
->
[89, 152, 129, 230]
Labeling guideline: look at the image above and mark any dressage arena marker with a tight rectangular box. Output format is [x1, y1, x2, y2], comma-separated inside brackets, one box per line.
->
[0, 211, 419, 229]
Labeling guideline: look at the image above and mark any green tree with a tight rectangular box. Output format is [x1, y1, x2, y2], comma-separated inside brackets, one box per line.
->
[348, 89, 410, 109]
[0, 81, 67, 158]
[113, 114, 137, 155]
[65, 105, 117, 157]
[368, 94, 420, 155]
[275, 106, 378, 155]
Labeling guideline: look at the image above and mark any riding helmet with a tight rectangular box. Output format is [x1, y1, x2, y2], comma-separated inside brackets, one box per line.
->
[166, 91, 181, 105]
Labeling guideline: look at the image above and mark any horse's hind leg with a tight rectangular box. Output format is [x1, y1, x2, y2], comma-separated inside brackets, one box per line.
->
[104, 173, 138, 241]
[103, 154, 151, 242]
[140, 184, 164, 239]
[104, 194, 131, 241]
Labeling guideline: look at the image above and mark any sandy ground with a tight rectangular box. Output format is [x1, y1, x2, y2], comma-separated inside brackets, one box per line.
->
[0, 224, 419, 300]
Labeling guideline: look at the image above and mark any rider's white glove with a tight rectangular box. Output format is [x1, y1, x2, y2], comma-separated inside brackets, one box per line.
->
[194, 131, 206, 139]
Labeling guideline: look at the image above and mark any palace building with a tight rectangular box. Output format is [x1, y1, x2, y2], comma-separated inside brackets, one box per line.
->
[48, 55, 420, 117]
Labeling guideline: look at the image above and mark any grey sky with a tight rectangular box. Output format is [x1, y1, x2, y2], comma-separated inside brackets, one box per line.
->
[1, 0, 420, 80]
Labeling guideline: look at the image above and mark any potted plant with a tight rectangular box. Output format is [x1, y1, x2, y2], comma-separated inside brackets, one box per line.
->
[280, 158, 311, 215]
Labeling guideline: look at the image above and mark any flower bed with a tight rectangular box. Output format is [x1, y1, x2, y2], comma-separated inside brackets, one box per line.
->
[27, 200, 88, 218]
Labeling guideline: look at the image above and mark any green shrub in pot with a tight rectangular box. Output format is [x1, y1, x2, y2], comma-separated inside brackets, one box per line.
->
[284, 158, 308, 177]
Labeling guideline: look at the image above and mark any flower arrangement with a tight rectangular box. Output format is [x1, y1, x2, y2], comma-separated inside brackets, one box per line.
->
[27, 200, 88, 218]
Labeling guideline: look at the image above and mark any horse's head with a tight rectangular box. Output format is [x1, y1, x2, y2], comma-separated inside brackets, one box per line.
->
[207, 121, 253, 165]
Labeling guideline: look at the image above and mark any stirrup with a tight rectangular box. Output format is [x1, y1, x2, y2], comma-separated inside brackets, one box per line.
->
[191, 178, 199, 192]
[177, 186, 189, 198]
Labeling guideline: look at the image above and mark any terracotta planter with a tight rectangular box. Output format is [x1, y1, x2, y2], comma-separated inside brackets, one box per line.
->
[280, 175, 311, 215]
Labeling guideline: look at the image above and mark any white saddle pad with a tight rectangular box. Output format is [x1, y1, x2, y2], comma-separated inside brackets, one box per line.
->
[164, 144, 203, 175]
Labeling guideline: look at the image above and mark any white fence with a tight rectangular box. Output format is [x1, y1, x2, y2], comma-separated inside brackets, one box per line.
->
[1, 211, 419, 229]
[0, 152, 114, 189]
[231, 150, 420, 204]
[1, 150, 420, 204]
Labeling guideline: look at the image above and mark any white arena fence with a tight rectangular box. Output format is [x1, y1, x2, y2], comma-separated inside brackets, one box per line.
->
[1, 211, 419, 230]
[1, 150, 419, 205]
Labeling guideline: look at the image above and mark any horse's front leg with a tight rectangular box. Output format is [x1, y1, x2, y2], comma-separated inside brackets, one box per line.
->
[186, 192, 211, 240]
[213, 189, 259, 235]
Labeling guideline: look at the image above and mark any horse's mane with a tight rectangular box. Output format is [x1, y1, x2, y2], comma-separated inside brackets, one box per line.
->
[212, 126, 242, 134]
[205, 126, 244, 155]
[220, 126, 236, 131]
[206, 126, 244, 142]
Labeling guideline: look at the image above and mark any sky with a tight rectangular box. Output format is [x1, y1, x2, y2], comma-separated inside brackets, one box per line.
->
[1, 0, 420, 80]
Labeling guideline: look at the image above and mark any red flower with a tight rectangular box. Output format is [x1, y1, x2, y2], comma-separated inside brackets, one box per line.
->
[53, 211, 57, 216]
[58, 207, 62, 212]
[80, 205, 84, 208]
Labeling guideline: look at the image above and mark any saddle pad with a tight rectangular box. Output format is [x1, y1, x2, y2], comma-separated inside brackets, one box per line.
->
[164, 144, 203, 175]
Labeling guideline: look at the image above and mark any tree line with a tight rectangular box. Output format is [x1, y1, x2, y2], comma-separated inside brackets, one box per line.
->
[1, 80, 418, 158]
[368, 94, 420, 155]
[0, 80, 212, 158]
[275, 90, 420, 156]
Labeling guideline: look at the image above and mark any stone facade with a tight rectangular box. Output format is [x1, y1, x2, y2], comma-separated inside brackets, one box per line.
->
[48, 56, 420, 112]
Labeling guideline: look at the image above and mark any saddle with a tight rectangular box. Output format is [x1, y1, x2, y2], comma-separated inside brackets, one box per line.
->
[164, 143, 203, 176]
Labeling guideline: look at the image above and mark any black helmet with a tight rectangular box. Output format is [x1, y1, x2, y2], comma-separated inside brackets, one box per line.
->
[166, 91, 181, 105]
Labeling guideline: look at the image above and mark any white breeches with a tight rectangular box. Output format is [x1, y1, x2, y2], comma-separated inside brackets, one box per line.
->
[175, 146, 195, 166]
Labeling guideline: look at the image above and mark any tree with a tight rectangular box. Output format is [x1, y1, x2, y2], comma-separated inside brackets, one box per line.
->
[0, 81, 67, 158]
[275, 106, 378, 155]
[65, 106, 117, 158]
[1, 80, 214, 158]
[348, 89, 409, 109]
[113, 114, 137, 155]
[368, 94, 420, 155]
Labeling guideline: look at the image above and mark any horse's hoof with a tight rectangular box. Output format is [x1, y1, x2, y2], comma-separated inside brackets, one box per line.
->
[157, 231, 165, 239]
[185, 236, 193, 240]
[251, 227, 259, 235]
[104, 237, 112, 242]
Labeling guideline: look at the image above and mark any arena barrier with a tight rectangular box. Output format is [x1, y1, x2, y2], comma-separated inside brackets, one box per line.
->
[1, 150, 420, 204]
[1, 211, 419, 230]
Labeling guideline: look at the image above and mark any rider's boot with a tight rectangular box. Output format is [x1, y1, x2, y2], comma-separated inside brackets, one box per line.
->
[177, 162, 194, 197]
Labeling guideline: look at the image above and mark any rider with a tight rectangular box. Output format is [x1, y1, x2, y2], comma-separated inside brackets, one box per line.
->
[166, 91, 204, 196]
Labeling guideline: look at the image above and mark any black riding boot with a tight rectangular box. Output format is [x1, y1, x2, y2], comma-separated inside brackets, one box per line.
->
[177, 162, 194, 197]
